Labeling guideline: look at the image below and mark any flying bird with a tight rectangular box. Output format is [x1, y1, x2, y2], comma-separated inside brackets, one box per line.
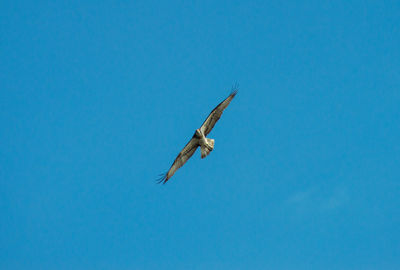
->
[158, 88, 238, 184]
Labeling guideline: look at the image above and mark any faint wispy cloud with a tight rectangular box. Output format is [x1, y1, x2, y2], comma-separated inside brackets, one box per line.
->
[320, 187, 349, 210]
[286, 186, 349, 214]
[286, 187, 316, 205]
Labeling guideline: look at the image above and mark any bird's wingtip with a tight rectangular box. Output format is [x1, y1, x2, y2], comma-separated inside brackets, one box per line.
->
[156, 172, 168, 184]
[231, 83, 239, 96]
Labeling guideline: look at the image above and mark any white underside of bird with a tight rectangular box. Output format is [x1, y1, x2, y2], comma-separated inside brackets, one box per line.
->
[197, 129, 215, 159]
[157, 89, 237, 184]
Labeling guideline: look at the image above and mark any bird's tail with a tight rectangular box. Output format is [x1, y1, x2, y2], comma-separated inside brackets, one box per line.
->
[201, 138, 214, 159]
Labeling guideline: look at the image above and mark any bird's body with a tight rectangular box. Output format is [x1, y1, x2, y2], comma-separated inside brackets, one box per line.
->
[195, 128, 215, 159]
[158, 89, 237, 184]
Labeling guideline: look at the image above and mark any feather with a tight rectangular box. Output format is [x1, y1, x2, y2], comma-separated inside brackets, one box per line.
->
[157, 137, 199, 184]
[157, 86, 237, 184]
[200, 88, 238, 136]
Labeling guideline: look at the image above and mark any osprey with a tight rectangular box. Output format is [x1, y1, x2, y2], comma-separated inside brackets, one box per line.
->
[158, 89, 238, 184]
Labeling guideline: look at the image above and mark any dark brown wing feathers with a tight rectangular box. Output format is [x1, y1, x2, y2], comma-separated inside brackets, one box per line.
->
[157, 136, 199, 184]
[200, 90, 237, 136]
[158, 88, 237, 184]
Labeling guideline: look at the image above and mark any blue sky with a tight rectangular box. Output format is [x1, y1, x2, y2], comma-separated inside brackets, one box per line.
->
[1, 1, 399, 269]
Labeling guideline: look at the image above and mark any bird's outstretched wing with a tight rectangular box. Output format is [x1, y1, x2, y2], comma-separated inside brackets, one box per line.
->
[200, 89, 237, 136]
[157, 136, 199, 184]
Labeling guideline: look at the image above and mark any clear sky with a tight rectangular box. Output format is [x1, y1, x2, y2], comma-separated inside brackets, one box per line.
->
[1, 1, 399, 269]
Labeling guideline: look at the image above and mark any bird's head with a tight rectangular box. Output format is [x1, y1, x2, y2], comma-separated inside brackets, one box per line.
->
[195, 129, 202, 137]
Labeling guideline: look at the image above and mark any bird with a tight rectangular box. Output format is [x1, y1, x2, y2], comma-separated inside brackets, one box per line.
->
[157, 87, 238, 184]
